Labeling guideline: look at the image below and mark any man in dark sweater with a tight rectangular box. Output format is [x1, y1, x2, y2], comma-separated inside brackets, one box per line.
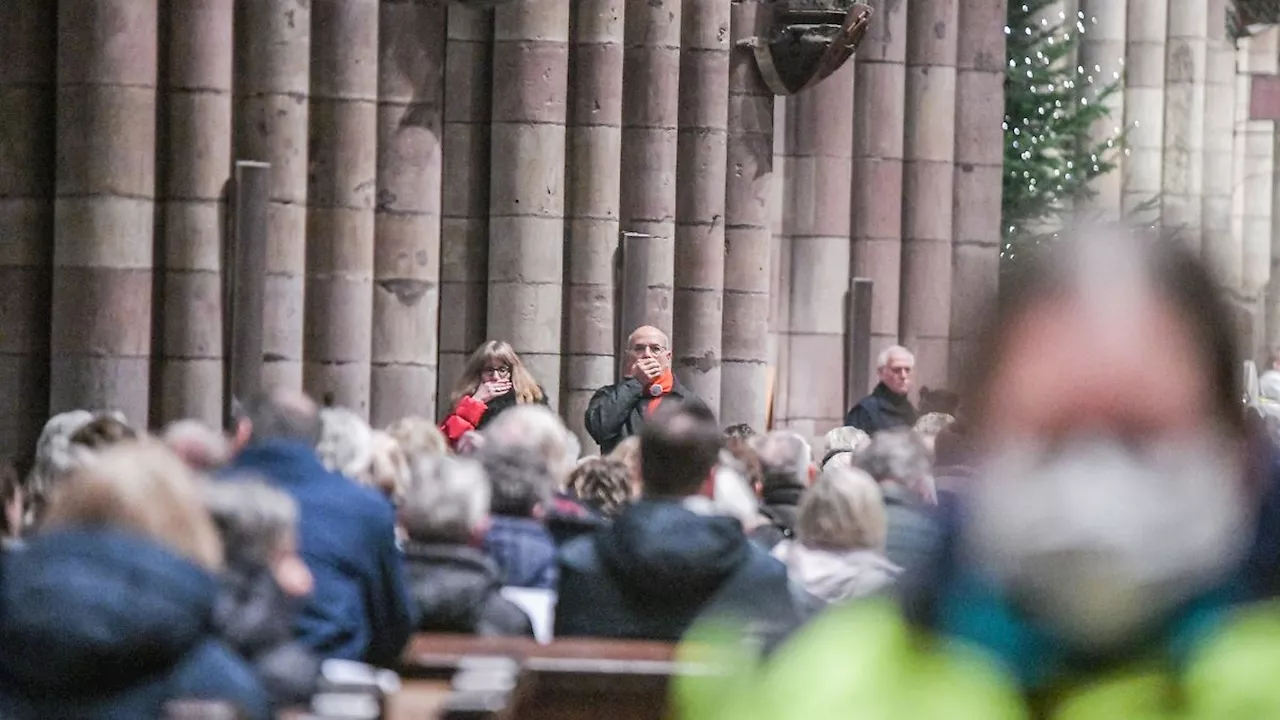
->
[221, 389, 413, 667]
[584, 325, 705, 454]
[845, 345, 918, 434]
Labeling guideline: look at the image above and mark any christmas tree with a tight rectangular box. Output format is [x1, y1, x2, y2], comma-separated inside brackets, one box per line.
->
[1002, 1, 1125, 266]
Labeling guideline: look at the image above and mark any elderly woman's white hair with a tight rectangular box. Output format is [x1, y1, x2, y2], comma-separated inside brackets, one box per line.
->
[482, 405, 575, 484]
[400, 455, 491, 544]
[316, 407, 374, 479]
[796, 466, 888, 552]
[29, 409, 133, 490]
[823, 426, 871, 460]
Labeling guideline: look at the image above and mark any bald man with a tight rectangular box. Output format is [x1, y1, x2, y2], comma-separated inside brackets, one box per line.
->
[584, 326, 707, 454]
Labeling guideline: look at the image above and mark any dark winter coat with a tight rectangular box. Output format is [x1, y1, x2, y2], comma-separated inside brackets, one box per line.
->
[844, 382, 918, 435]
[584, 376, 706, 454]
[403, 543, 534, 637]
[0, 530, 270, 720]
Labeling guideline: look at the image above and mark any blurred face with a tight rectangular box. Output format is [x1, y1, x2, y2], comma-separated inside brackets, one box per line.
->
[878, 351, 914, 396]
[630, 327, 672, 371]
[966, 291, 1246, 651]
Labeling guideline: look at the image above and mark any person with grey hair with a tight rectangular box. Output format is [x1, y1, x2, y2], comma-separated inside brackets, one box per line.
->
[399, 455, 534, 637]
[221, 388, 413, 667]
[772, 467, 901, 605]
[205, 479, 320, 708]
[854, 428, 941, 574]
[843, 345, 918, 434]
[821, 426, 871, 468]
[750, 431, 817, 550]
[316, 407, 374, 480]
[476, 445, 559, 590]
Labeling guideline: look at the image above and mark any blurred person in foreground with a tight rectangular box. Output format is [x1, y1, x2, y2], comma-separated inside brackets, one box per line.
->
[400, 454, 533, 636]
[0, 442, 269, 719]
[221, 388, 412, 667]
[164, 419, 233, 472]
[557, 401, 807, 642]
[206, 479, 320, 709]
[676, 227, 1280, 719]
[476, 444, 559, 590]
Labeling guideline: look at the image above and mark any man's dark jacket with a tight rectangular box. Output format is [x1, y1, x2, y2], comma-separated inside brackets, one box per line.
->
[555, 500, 804, 642]
[584, 376, 704, 454]
[222, 441, 414, 667]
[844, 382, 918, 434]
[403, 543, 534, 637]
[748, 485, 804, 551]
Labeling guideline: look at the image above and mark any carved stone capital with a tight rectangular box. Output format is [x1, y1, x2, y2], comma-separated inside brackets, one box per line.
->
[741, 1, 873, 96]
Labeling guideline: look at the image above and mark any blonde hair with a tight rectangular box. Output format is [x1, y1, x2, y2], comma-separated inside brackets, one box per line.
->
[365, 431, 410, 504]
[43, 440, 224, 571]
[796, 467, 887, 552]
[567, 457, 633, 516]
[451, 340, 544, 405]
[386, 415, 448, 458]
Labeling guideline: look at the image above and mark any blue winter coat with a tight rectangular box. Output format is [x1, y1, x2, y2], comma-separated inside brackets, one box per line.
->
[0, 530, 270, 720]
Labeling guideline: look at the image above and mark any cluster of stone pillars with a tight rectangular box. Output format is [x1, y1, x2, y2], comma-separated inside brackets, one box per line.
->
[770, 0, 1008, 439]
[1074, 0, 1280, 361]
[0, 0, 1012, 457]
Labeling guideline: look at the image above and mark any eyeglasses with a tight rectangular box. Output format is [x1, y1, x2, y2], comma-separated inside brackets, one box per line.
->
[482, 365, 512, 378]
[631, 344, 666, 355]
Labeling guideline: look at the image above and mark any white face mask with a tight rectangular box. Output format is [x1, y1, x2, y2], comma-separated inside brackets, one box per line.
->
[964, 436, 1247, 652]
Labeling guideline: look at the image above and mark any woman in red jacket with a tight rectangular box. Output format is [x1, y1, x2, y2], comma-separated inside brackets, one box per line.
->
[440, 341, 546, 449]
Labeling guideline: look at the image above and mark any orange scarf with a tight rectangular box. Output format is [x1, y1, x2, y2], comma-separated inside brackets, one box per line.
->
[646, 370, 675, 415]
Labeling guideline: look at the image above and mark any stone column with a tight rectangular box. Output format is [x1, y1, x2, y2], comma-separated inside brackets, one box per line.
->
[1244, 30, 1275, 361]
[235, 0, 311, 391]
[372, 0, 445, 426]
[1163, 0, 1208, 250]
[53, 0, 158, 423]
[851, 0, 907, 393]
[619, 0, 681, 334]
[780, 64, 854, 437]
[722, 0, 774, 429]
[0, 0, 54, 454]
[305, 0, 378, 414]
[673, 0, 730, 414]
[949, 0, 1006, 389]
[770, 97, 792, 424]
[900, 0, 959, 390]
[1076, 0, 1126, 217]
[438, 7, 493, 415]
[565, 0, 624, 451]
[159, 0, 233, 426]
[487, 0, 570, 409]
[1202, 0, 1237, 295]
[1123, 0, 1167, 218]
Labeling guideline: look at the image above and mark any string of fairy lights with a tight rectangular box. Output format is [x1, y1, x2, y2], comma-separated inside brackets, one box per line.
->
[1001, 3, 1133, 262]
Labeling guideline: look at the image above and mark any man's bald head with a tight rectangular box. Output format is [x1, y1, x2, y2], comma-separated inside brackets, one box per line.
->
[627, 325, 672, 371]
[242, 387, 322, 448]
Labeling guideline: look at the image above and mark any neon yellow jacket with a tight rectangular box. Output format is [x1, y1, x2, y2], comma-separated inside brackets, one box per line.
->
[673, 598, 1280, 720]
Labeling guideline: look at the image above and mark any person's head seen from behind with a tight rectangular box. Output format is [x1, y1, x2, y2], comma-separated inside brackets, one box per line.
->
[639, 401, 722, 500]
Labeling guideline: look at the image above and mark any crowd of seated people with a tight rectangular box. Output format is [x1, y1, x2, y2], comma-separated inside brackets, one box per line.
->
[9, 227, 1280, 718]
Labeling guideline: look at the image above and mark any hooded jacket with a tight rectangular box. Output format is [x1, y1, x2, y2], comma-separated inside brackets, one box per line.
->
[0, 530, 270, 720]
[555, 500, 802, 641]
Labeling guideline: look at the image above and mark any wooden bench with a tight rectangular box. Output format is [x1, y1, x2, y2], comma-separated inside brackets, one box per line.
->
[392, 634, 688, 720]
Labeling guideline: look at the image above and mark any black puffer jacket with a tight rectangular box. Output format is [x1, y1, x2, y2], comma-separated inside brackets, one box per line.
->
[403, 543, 534, 637]
[214, 563, 321, 710]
